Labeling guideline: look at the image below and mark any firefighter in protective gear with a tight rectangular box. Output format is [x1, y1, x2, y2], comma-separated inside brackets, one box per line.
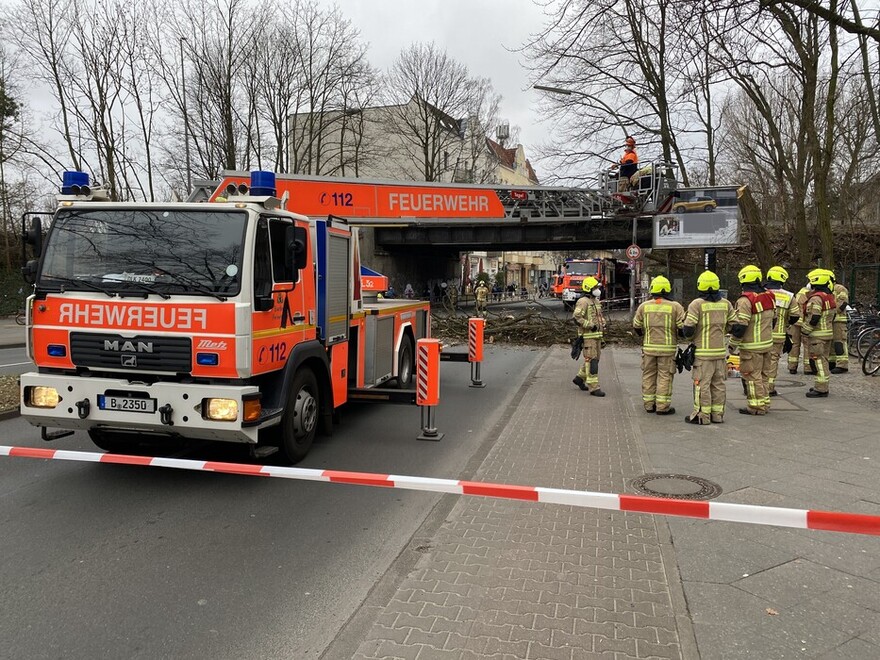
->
[730, 265, 776, 415]
[572, 276, 606, 396]
[801, 269, 837, 396]
[787, 281, 812, 375]
[828, 271, 850, 373]
[633, 275, 686, 414]
[682, 270, 736, 424]
[474, 280, 489, 317]
[763, 266, 794, 396]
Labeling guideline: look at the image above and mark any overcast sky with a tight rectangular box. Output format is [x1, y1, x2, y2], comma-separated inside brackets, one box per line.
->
[322, 0, 554, 159]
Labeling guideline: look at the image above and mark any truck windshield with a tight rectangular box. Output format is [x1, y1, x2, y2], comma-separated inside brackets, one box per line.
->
[566, 262, 599, 276]
[38, 208, 247, 298]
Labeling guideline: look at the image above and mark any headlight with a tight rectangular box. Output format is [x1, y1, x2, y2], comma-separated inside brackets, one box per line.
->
[203, 398, 238, 421]
[26, 386, 60, 408]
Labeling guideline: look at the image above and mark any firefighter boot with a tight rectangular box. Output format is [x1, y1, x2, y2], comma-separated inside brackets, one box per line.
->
[590, 389, 606, 397]
[656, 407, 676, 416]
[572, 376, 588, 391]
[710, 413, 724, 424]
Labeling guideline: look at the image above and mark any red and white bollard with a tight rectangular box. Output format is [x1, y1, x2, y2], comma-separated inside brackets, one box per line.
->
[468, 317, 486, 388]
[416, 338, 443, 441]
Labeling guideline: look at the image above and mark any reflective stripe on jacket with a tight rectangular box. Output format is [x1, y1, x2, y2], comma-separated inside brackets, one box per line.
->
[633, 298, 686, 356]
[684, 298, 735, 358]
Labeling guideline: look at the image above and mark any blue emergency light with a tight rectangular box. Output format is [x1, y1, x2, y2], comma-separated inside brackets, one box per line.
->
[61, 170, 90, 195]
[196, 352, 219, 366]
[47, 344, 67, 357]
[250, 171, 276, 197]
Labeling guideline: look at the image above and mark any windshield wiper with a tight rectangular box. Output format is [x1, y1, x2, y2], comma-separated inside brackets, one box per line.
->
[102, 277, 171, 300]
[40, 275, 116, 298]
[155, 270, 228, 301]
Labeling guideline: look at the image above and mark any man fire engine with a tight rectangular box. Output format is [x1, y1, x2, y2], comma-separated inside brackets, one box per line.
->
[19, 171, 430, 463]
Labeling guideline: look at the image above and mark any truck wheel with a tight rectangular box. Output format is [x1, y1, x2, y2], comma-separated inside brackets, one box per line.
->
[395, 337, 414, 389]
[280, 369, 319, 463]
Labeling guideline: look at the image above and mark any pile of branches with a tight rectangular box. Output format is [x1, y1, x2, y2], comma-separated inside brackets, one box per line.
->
[431, 301, 638, 347]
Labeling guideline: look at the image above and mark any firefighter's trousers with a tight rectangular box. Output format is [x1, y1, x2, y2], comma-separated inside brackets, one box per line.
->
[787, 325, 813, 374]
[831, 321, 848, 368]
[767, 339, 785, 393]
[691, 357, 727, 423]
[807, 337, 832, 393]
[740, 349, 772, 413]
[641, 353, 675, 412]
[577, 338, 602, 392]
[475, 301, 486, 317]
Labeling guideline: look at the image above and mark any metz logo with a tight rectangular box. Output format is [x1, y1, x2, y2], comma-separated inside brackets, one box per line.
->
[197, 339, 228, 351]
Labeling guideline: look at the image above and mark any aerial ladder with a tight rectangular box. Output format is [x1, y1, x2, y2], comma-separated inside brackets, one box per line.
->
[193, 160, 678, 226]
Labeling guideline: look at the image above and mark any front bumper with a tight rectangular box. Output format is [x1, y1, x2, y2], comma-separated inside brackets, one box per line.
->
[20, 372, 261, 443]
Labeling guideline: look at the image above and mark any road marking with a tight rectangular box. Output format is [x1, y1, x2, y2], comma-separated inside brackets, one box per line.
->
[1, 445, 878, 537]
[0, 362, 31, 368]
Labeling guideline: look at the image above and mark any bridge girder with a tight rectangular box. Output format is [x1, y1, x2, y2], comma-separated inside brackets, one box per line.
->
[374, 218, 653, 253]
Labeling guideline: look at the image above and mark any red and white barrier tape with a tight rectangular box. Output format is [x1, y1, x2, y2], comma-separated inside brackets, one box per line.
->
[2, 445, 879, 537]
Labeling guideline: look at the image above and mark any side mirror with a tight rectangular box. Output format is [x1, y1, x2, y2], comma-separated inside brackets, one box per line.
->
[22, 260, 39, 285]
[21, 215, 43, 259]
[254, 295, 274, 312]
[285, 225, 308, 283]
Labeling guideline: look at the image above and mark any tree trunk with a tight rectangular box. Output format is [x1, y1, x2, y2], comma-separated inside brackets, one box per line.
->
[737, 186, 774, 272]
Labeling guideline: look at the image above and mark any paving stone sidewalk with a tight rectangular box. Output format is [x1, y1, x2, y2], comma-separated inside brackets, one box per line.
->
[352, 348, 692, 660]
[623, 349, 880, 660]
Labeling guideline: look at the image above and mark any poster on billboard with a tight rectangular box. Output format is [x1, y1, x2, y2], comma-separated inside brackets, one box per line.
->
[653, 186, 741, 248]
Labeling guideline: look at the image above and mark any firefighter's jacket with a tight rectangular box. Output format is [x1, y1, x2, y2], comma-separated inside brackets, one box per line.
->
[730, 291, 776, 352]
[833, 283, 849, 323]
[475, 285, 489, 303]
[791, 287, 810, 325]
[574, 295, 605, 339]
[801, 289, 837, 339]
[765, 285, 794, 342]
[633, 297, 686, 356]
[683, 297, 736, 359]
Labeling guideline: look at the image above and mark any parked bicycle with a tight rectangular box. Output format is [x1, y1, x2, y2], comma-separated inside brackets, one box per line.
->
[862, 336, 880, 376]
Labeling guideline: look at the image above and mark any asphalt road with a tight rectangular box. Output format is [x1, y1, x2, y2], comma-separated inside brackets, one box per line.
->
[0, 345, 542, 659]
[0, 346, 29, 375]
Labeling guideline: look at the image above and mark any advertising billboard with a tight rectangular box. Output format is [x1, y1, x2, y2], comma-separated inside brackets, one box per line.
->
[653, 186, 741, 248]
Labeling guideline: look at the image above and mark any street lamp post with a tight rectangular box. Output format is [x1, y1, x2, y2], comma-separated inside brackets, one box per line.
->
[534, 84, 638, 315]
[180, 37, 192, 196]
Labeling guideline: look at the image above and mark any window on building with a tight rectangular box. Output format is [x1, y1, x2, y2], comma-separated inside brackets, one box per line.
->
[444, 151, 449, 170]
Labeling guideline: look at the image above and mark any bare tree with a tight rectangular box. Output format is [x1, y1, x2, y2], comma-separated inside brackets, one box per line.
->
[380, 43, 475, 182]
[526, 0, 694, 183]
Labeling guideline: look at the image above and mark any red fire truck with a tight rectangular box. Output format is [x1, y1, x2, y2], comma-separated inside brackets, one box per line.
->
[19, 171, 430, 463]
[556, 258, 620, 310]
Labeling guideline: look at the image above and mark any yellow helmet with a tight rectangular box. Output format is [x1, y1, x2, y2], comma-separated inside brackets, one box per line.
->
[697, 270, 720, 292]
[766, 266, 789, 283]
[823, 269, 836, 284]
[581, 276, 600, 292]
[738, 265, 763, 284]
[649, 275, 671, 295]
[807, 268, 832, 287]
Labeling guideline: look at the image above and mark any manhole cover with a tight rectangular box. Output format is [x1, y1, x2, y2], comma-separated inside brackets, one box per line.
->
[629, 474, 722, 500]
[774, 379, 806, 389]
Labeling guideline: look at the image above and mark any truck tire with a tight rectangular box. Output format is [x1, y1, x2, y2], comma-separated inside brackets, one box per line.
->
[280, 368, 319, 464]
[395, 336, 414, 389]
